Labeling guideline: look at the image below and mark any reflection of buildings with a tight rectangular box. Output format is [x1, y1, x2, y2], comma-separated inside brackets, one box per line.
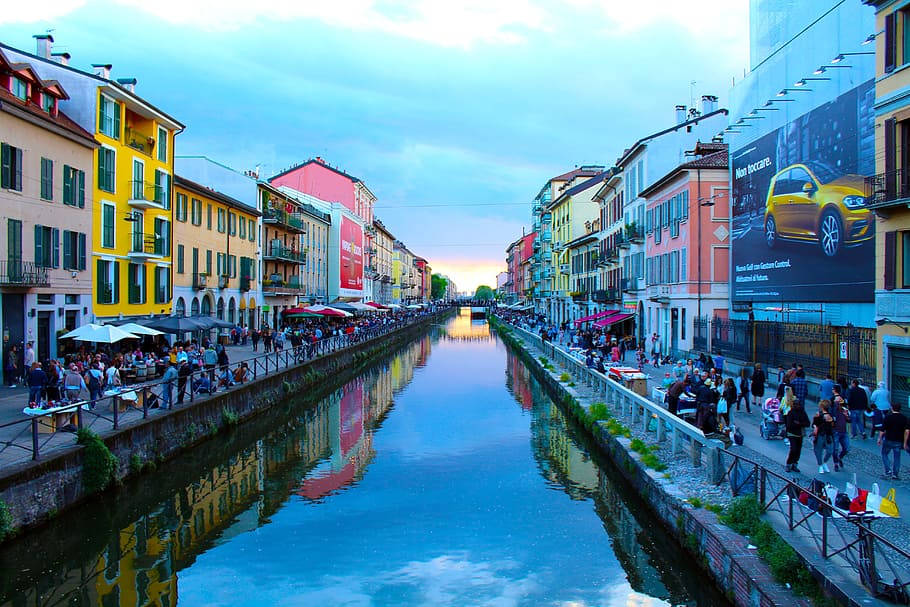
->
[3, 336, 432, 606]
[444, 307, 493, 342]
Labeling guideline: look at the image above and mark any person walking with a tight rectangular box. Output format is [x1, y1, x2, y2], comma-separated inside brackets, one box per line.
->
[44, 360, 61, 402]
[830, 395, 850, 471]
[84, 363, 104, 409]
[176, 360, 192, 404]
[23, 342, 35, 369]
[847, 378, 869, 439]
[203, 344, 218, 391]
[819, 373, 836, 402]
[879, 401, 909, 480]
[719, 377, 736, 430]
[5, 344, 19, 387]
[736, 368, 750, 413]
[790, 368, 808, 408]
[811, 400, 835, 474]
[160, 361, 178, 409]
[870, 381, 891, 413]
[251, 328, 260, 352]
[784, 399, 810, 473]
[750, 362, 766, 412]
[26, 362, 47, 406]
[63, 363, 86, 401]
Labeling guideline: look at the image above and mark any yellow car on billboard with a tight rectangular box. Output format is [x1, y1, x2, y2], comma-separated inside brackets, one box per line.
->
[764, 161, 872, 257]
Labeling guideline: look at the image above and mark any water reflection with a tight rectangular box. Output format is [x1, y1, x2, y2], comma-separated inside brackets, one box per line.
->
[441, 306, 493, 342]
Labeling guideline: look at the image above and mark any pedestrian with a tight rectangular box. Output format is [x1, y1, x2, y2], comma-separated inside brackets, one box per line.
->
[251, 328, 260, 352]
[263, 329, 273, 353]
[790, 368, 808, 408]
[23, 341, 35, 369]
[176, 360, 191, 404]
[84, 363, 104, 409]
[811, 400, 835, 474]
[44, 359, 61, 402]
[879, 401, 909, 480]
[847, 378, 869, 439]
[870, 381, 891, 413]
[666, 376, 689, 416]
[737, 368, 751, 413]
[714, 350, 724, 376]
[830, 395, 849, 471]
[719, 377, 736, 430]
[160, 361, 178, 409]
[819, 373, 836, 402]
[26, 362, 47, 406]
[63, 363, 86, 401]
[203, 343, 218, 390]
[750, 362, 766, 411]
[4, 344, 19, 387]
[784, 399, 810, 473]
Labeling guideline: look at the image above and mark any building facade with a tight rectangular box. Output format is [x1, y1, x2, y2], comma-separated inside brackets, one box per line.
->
[864, 0, 910, 408]
[0, 49, 97, 364]
[373, 219, 395, 304]
[173, 175, 260, 328]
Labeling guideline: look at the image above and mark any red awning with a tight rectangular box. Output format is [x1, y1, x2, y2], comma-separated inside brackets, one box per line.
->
[593, 312, 634, 329]
[284, 307, 309, 315]
[574, 309, 619, 326]
[365, 301, 389, 309]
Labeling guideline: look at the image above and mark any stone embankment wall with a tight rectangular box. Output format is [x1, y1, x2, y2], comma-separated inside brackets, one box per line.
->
[0, 310, 453, 539]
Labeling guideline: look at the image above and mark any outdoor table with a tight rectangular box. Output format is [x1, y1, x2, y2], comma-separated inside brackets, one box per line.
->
[104, 388, 142, 412]
[23, 402, 84, 433]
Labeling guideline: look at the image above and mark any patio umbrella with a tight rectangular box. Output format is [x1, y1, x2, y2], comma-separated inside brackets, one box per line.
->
[60, 324, 141, 343]
[349, 302, 376, 312]
[205, 318, 236, 329]
[365, 301, 388, 309]
[118, 322, 164, 336]
[304, 305, 352, 318]
[145, 316, 210, 334]
[329, 303, 359, 314]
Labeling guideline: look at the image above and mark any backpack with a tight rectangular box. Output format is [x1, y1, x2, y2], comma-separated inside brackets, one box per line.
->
[87, 371, 102, 392]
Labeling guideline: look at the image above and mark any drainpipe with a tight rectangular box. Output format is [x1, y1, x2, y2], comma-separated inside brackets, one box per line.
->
[697, 168, 703, 349]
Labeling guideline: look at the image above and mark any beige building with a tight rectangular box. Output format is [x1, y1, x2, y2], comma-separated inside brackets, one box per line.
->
[0, 50, 97, 364]
[373, 219, 395, 303]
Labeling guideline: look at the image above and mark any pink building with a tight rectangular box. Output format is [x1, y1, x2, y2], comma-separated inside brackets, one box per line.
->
[640, 142, 729, 356]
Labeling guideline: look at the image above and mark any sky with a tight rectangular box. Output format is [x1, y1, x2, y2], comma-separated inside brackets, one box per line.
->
[0, 0, 749, 293]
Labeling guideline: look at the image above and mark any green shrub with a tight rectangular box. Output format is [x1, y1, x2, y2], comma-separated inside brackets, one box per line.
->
[687, 497, 703, 508]
[0, 500, 12, 541]
[567, 381, 576, 387]
[720, 496, 762, 535]
[129, 454, 143, 475]
[629, 438, 650, 454]
[221, 407, 239, 426]
[559, 372, 570, 382]
[77, 429, 117, 494]
[640, 453, 667, 471]
[588, 402, 612, 422]
[705, 503, 724, 514]
[539, 356, 548, 364]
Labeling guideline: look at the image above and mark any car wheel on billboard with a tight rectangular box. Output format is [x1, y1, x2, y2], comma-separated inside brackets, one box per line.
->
[764, 215, 777, 249]
[819, 211, 842, 257]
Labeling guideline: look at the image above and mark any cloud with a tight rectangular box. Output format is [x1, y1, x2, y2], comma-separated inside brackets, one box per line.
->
[0, 0, 86, 25]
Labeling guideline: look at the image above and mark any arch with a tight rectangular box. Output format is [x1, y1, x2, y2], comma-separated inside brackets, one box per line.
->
[174, 297, 186, 317]
[228, 297, 236, 324]
[191, 297, 200, 316]
[216, 297, 225, 320]
[200, 295, 212, 316]
[238, 297, 246, 310]
[248, 297, 256, 309]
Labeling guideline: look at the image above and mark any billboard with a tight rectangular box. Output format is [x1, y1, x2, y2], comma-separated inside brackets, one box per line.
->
[340, 216, 364, 291]
[731, 80, 875, 303]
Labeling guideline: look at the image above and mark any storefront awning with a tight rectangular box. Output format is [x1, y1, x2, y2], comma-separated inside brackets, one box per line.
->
[593, 312, 634, 329]
[574, 309, 619, 326]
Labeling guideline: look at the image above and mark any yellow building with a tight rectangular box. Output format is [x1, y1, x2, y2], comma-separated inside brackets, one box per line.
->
[173, 175, 260, 325]
[866, 0, 910, 408]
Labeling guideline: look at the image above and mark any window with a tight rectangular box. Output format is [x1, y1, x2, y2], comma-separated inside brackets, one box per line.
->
[40, 157, 53, 200]
[228, 211, 236, 235]
[1, 143, 23, 191]
[63, 166, 86, 207]
[206, 249, 212, 275]
[98, 95, 120, 139]
[681, 308, 686, 341]
[154, 170, 170, 208]
[217, 208, 226, 233]
[7, 219, 22, 262]
[62, 231, 87, 271]
[98, 147, 115, 193]
[904, 232, 910, 289]
[681, 247, 687, 281]
[101, 203, 115, 248]
[191, 198, 202, 225]
[239, 216, 246, 239]
[207, 204, 212, 230]
[34, 225, 58, 268]
[65, 294, 79, 305]
[157, 127, 167, 162]
[42, 94, 54, 114]
[154, 218, 170, 256]
[216, 252, 225, 276]
[176, 193, 188, 222]
[229, 254, 237, 278]
[155, 267, 170, 303]
[96, 260, 119, 304]
[192, 247, 199, 276]
[12, 77, 27, 101]
[251, 218, 257, 242]
[128, 263, 146, 304]
[176, 244, 184, 274]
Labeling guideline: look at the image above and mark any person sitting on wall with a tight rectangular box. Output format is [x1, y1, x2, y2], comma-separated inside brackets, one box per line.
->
[233, 362, 251, 384]
[193, 373, 212, 395]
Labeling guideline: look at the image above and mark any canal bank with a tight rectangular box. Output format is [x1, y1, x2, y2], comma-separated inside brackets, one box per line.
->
[0, 308, 454, 539]
[488, 316, 825, 607]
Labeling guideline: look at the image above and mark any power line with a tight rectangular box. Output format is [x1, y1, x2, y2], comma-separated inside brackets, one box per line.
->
[374, 202, 531, 208]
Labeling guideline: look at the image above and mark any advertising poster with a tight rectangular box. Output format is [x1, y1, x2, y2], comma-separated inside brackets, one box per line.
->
[340, 216, 364, 291]
[731, 80, 875, 303]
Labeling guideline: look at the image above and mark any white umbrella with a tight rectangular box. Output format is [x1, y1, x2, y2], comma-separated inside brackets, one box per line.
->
[386, 303, 402, 309]
[118, 322, 164, 336]
[307, 304, 353, 317]
[406, 304, 422, 309]
[60, 323, 140, 343]
[349, 302, 375, 312]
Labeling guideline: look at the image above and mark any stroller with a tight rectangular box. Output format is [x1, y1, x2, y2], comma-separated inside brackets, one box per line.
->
[760, 397, 786, 440]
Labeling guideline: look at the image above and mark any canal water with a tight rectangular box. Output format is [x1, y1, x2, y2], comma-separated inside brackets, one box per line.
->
[0, 309, 726, 606]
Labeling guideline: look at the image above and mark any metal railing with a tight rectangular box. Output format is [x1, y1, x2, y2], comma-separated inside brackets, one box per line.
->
[125, 126, 156, 157]
[129, 232, 166, 256]
[0, 307, 452, 466]
[264, 243, 306, 264]
[263, 207, 306, 232]
[0, 260, 50, 287]
[865, 169, 910, 208]
[193, 273, 208, 290]
[128, 181, 167, 206]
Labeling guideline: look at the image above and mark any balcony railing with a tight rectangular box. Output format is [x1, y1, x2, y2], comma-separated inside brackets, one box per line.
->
[264, 242, 306, 263]
[129, 232, 166, 257]
[0, 260, 50, 287]
[593, 288, 620, 303]
[128, 285, 144, 304]
[125, 125, 156, 157]
[262, 276, 305, 294]
[240, 276, 252, 292]
[626, 224, 644, 243]
[263, 207, 306, 232]
[865, 169, 910, 209]
[128, 181, 167, 208]
[193, 273, 208, 290]
[541, 229, 552, 242]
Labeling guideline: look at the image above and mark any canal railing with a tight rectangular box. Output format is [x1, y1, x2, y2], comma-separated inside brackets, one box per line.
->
[499, 319, 725, 481]
[0, 308, 452, 467]
[498, 317, 910, 603]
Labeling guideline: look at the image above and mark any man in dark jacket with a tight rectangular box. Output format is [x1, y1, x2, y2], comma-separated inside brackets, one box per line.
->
[666, 376, 690, 416]
[847, 378, 869, 439]
[790, 369, 808, 407]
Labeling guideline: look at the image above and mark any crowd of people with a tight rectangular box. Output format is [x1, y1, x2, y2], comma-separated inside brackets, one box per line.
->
[496, 306, 909, 481]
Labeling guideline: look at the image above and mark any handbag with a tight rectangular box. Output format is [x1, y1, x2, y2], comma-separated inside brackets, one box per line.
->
[880, 488, 900, 518]
[849, 489, 869, 513]
[867, 483, 882, 513]
[717, 397, 728, 415]
[835, 492, 851, 510]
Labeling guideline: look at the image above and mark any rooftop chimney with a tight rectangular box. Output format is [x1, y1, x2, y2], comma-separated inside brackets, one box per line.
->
[711, 134, 724, 143]
[701, 94, 718, 115]
[51, 52, 70, 66]
[33, 34, 53, 59]
[116, 77, 136, 93]
[91, 63, 112, 80]
[675, 105, 687, 125]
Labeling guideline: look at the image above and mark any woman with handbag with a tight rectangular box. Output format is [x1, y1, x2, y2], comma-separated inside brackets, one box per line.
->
[720, 377, 736, 430]
[784, 399, 810, 472]
[750, 363, 766, 412]
[812, 399, 835, 474]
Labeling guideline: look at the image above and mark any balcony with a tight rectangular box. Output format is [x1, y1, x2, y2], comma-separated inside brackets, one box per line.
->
[570, 290, 588, 302]
[559, 263, 570, 274]
[193, 273, 208, 290]
[262, 275, 305, 296]
[532, 237, 541, 251]
[648, 284, 671, 304]
[263, 207, 306, 233]
[364, 224, 377, 236]
[626, 223, 644, 244]
[541, 267, 553, 279]
[865, 169, 910, 211]
[128, 232, 166, 259]
[263, 241, 306, 264]
[128, 181, 168, 210]
[616, 233, 630, 249]
[218, 275, 229, 289]
[240, 276, 252, 292]
[593, 288, 620, 303]
[622, 277, 642, 293]
[0, 261, 49, 288]
[542, 212, 551, 224]
[125, 125, 156, 157]
[605, 247, 619, 262]
[541, 229, 552, 242]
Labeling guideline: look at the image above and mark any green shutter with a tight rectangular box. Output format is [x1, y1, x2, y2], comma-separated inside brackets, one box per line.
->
[96, 259, 104, 303]
[34, 225, 43, 267]
[78, 170, 85, 208]
[63, 165, 72, 204]
[63, 230, 72, 269]
[113, 101, 121, 139]
[1, 144, 9, 188]
[78, 233, 86, 270]
[141, 264, 147, 303]
[113, 261, 120, 304]
[97, 149, 105, 189]
[98, 99, 105, 133]
[13, 148, 22, 191]
[52, 228, 59, 268]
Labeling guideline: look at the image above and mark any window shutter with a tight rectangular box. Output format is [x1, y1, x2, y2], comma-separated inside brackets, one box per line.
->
[884, 230, 897, 291]
[98, 149, 105, 188]
[78, 170, 85, 208]
[14, 147, 22, 190]
[113, 261, 120, 303]
[113, 101, 121, 139]
[886, 12, 896, 73]
[141, 264, 147, 303]
[0, 144, 9, 188]
[78, 233, 86, 270]
[63, 165, 72, 204]
[52, 228, 60, 268]
[98, 99, 105, 133]
[886, 118, 897, 199]
[63, 231, 72, 269]
[96, 260, 104, 303]
[34, 225, 44, 266]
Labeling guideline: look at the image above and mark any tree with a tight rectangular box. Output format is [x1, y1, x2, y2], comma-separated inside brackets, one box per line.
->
[431, 273, 448, 300]
[474, 285, 494, 300]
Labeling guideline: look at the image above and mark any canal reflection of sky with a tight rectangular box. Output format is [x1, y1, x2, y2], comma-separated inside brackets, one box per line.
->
[177, 319, 672, 607]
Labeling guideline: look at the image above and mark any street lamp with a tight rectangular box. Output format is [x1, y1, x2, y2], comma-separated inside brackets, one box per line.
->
[831, 52, 873, 63]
